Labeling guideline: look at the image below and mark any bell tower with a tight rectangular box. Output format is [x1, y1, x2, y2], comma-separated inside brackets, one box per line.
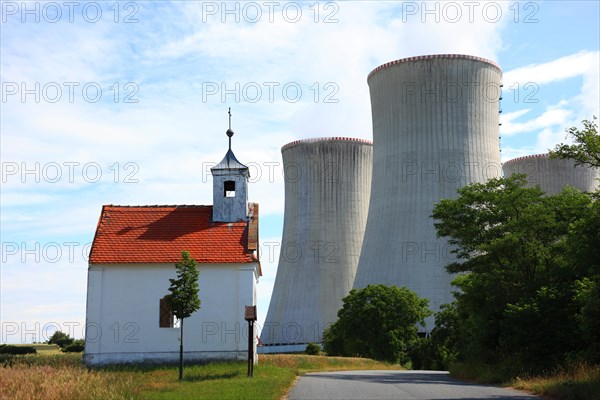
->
[211, 108, 249, 222]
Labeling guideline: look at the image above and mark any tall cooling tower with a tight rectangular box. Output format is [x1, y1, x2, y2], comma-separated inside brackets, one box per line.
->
[503, 154, 599, 195]
[260, 137, 372, 352]
[353, 55, 503, 330]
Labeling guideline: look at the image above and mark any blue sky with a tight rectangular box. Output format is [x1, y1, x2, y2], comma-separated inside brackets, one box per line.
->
[1, 1, 598, 343]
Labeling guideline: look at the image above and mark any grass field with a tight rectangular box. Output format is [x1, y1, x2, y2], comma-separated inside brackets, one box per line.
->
[0, 352, 402, 400]
[13, 343, 63, 355]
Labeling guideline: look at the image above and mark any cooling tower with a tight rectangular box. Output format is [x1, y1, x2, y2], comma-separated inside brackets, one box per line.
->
[503, 154, 599, 195]
[353, 55, 503, 330]
[260, 137, 372, 352]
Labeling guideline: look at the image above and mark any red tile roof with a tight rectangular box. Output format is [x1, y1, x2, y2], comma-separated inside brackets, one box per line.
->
[89, 205, 258, 265]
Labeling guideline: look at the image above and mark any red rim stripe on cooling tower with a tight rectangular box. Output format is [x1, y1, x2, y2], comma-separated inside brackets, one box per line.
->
[368, 54, 502, 81]
[281, 137, 373, 152]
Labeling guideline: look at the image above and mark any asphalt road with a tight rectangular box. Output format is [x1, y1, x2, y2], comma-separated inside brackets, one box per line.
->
[287, 370, 541, 400]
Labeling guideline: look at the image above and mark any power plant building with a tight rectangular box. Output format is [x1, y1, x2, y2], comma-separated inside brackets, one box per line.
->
[353, 55, 503, 330]
[503, 154, 599, 195]
[260, 138, 373, 352]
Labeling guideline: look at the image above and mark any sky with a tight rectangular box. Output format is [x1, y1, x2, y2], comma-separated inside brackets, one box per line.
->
[1, 0, 599, 344]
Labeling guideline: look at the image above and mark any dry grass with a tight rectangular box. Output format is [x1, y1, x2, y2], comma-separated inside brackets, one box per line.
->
[261, 353, 403, 374]
[450, 361, 600, 400]
[0, 364, 138, 400]
[511, 363, 600, 400]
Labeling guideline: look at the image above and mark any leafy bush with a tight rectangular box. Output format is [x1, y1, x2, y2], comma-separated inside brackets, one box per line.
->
[0, 345, 37, 355]
[305, 342, 320, 355]
[62, 339, 85, 353]
[47, 331, 73, 348]
[322, 284, 431, 364]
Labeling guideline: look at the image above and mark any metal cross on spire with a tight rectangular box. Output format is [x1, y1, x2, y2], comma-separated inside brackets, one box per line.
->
[226, 107, 234, 150]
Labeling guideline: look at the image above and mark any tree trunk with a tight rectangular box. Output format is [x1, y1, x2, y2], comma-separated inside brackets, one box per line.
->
[179, 318, 184, 381]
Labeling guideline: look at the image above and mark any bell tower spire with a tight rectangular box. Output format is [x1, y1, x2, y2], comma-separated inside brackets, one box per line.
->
[210, 108, 250, 222]
[226, 107, 233, 150]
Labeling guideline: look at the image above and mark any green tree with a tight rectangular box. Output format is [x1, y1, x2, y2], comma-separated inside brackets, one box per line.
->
[549, 117, 600, 168]
[432, 175, 595, 372]
[566, 194, 600, 363]
[168, 250, 201, 381]
[47, 331, 73, 348]
[550, 117, 600, 363]
[322, 284, 431, 364]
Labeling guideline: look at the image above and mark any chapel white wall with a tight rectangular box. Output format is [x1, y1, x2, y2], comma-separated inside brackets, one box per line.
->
[84, 263, 258, 366]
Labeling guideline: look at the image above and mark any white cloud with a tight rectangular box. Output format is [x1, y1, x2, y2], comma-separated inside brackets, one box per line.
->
[503, 51, 599, 88]
[536, 126, 569, 154]
[500, 51, 599, 157]
[577, 56, 600, 118]
[501, 106, 572, 136]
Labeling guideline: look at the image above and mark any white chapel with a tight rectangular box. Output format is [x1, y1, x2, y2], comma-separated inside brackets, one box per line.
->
[83, 118, 261, 366]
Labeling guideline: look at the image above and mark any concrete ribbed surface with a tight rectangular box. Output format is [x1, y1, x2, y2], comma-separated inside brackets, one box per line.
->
[503, 154, 599, 195]
[354, 56, 502, 330]
[261, 138, 373, 346]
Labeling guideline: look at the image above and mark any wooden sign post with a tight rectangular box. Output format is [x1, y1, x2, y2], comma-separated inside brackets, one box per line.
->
[244, 305, 257, 377]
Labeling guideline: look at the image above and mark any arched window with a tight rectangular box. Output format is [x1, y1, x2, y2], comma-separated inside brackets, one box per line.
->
[159, 295, 174, 328]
